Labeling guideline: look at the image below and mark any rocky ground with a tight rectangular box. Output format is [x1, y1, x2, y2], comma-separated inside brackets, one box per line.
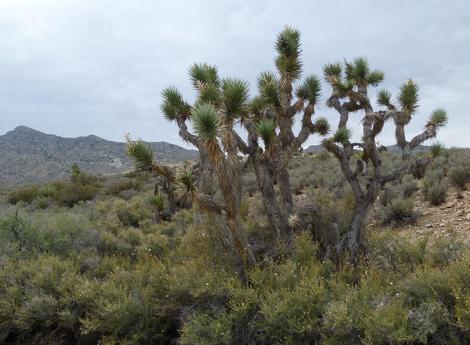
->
[370, 185, 470, 245]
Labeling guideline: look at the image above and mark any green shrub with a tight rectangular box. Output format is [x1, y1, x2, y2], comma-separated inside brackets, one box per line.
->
[7, 186, 40, 204]
[379, 198, 417, 226]
[423, 169, 447, 205]
[55, 181, 100, 207]
[106, 178, 142, 196]
[449, 166, 469, 191]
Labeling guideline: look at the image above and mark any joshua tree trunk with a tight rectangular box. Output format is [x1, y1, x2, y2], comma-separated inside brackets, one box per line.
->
[199, 149, 214, 195]
[276, 166, 294, 216]
[252, 157, 291, 243]
[153, 208, 162, 225]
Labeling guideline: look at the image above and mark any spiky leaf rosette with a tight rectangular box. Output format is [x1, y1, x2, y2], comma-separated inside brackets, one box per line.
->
[377, 90, 392, 107]
[189, 63, 220, 89]
[161, 87, 188, 121]
[275, 27, 302, 80]
[258, 71, 280, 107]
[313, 117, 330, 136]
[256, 119, 277, 146]
[192, 102, 220, 141]
[249, 96, 265, 116]
[398, 79, 419, 114]
[178, 170, 196, 194]
[368, 70, 385, 86]
[333, 127, 351, 145]
[275, 26, 301, 57]
[349, 57, 370, 82]
[428, 108, 448, 129]
[150, 193, 165, 211]
[430, 142, 445, 158]
[296, 75, 321, 104]
[192, 102, 223, 165]
[198, 83, 221, 105]
[323, 62, 342, 82]
[222, 78, 249, 119]
[335, 80, 355, 95]
[127, 140, 154, 172]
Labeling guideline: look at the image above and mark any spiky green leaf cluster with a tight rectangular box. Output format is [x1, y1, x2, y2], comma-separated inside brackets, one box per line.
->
[275, 26, 301, 57]
[349, 57, 370, 80]
[178, 170, 196, 193]
[275, 27, 302, 80]
[198, 83, 221, 105]
[377, 90, 392, 107]
[333, 127, 351, 145]
[295, 75, 321, 104]
[258, 72, 280, 107]
[335, 80, 355, 94]
[222, 78, 249, 118]
[189, 63, 220, 88]
[430, 142, 445, 158]
[150, 193, 165, 211]
[398, 80, 419, 113]
[256, 119, 277, 146]
[161, 87, 187, 121]
[313, 117, 330, 136]
[127, 140, 154, 172]
[429, 108, 448, 129]
[323, 62, 342, 81]
[192, 102, 220, 141]
[368, 70, 385, 86]
[249, 96, 265, 116]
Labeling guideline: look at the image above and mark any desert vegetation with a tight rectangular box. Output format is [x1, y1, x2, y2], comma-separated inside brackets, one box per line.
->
[0, 27, 469, 344]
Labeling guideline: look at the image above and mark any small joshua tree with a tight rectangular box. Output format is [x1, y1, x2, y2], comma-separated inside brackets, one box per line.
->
[322, 58, 448, 261]
[126, 138, 179, 219]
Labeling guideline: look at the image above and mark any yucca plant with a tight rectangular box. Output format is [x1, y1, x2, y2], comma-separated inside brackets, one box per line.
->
[150, 193, 166, 224]
[161, 64, 256, 282]
[126, 137, 178, 217]
[322, 57, 448, 263]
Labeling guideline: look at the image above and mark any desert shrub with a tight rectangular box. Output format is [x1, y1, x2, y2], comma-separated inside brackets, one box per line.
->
[7, 185, 40, 204]
[106, 177, 142, 196]
[423, 169, 447, 205]
[55, 180, 101, 207]
[449, 166, 469, 191]
[379, 198, 418, 226]
[401, 174, 418, 197]
[0, 211, 100, 259]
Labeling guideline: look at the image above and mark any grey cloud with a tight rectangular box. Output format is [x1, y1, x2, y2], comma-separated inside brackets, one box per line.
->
[0, 0, 469, 147]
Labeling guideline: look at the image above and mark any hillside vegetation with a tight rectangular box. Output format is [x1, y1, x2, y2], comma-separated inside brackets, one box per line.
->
[0, 149, 469, 344]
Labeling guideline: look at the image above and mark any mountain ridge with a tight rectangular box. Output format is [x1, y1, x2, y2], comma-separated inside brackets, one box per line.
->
[0, 126, 198, 185]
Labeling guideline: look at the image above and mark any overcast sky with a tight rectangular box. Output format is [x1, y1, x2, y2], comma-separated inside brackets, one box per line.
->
[0, 0, 469, 148]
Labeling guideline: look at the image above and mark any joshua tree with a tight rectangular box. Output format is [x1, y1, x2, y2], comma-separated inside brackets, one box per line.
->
[161, 66, 258, 280]
[126, 138, 179, 219]
[251, 28, 329, 218]
[161, 66, 220, 196]
[236, 27, 330, 245]
[150, 192, 166, 224]
[160, 28, 330, 253]
[322, 58, 448, 261]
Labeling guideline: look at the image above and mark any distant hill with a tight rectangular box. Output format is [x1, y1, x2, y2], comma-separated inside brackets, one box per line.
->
[0, 126, 198, 185]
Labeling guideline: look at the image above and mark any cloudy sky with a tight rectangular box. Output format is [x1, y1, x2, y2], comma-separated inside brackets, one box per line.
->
[0, 0, 469, 148]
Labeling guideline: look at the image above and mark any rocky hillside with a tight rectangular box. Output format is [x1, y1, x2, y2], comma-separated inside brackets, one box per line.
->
[0, 126, 198, 185]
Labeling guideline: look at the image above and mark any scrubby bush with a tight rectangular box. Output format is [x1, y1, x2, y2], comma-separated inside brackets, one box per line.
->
[379, 198, 417, 226]
[423, 169, 447, 205]
[449, 166, 469, 193]
[7, 185, 40, 204]
[106, 177, 142, 196]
